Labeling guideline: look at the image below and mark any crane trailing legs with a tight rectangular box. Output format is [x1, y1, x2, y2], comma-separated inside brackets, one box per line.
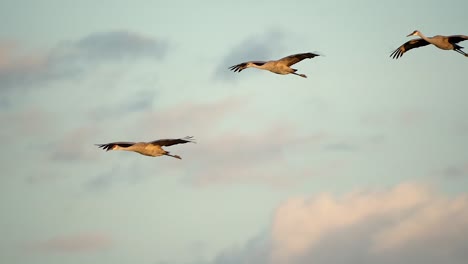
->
[229, 52, 320, 78]
[95, 136, 195, 159]
[391, 30, 468, 59]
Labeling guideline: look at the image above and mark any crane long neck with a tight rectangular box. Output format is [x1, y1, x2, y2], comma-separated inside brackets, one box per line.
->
[417, 32, 431, 42]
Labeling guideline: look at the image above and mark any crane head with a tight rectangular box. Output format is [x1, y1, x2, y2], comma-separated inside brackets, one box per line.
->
[407, 30, 419, 37]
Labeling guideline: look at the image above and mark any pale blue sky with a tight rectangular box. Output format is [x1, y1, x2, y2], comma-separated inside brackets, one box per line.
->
[1, 1, 467, 264]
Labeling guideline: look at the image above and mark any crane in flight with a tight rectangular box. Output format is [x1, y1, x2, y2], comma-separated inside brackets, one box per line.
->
[391, 30, 468, 59]
[95, 136, 195, 160]
[229, 52, 320, 78]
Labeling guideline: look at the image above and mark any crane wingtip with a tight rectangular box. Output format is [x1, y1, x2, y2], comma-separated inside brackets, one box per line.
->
[311, 51, 325, 57]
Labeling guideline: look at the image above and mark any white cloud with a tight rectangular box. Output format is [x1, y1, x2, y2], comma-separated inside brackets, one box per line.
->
[210, 183, 468, 264]
[270, 183, 432, 262]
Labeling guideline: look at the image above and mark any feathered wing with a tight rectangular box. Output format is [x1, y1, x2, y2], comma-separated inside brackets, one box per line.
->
[447, 35, 468, 44]
[150, 136, 195, 147]
[95, 142, 135, 151]
[278, 52, 320, 66]
[390, 38, 430, 59]
[228, 61, 266, 72]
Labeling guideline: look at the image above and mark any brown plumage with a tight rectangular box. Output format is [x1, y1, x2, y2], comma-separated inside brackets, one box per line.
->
[391, 30, 468, 59]
[95, 136, 195, 159]
[229, 52, 320, 78]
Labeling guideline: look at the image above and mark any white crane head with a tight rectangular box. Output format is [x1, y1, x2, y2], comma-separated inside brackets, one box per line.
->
[407, 30, 420, 37]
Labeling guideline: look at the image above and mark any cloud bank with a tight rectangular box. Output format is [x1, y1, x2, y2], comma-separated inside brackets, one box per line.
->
[211, 183, 468, 264]
[0, 31, 168, 91]
[30, 232, 112, 253]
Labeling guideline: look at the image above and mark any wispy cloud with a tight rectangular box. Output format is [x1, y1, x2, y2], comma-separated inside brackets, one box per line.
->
[87, 88, 156, 121]
[49, 125, 100, 162]
[0, 31, 168, 92]
[209, 183, 468, 264]
[64, 31, 168, 62]
[85, 96, 333, 190]
[322, 141, 358, 152]
[0, 108, 53, 138]
[214, 30, 286, 81]
[0, 41, 45, 71]
[28, 232, 112, 253]
[134, 95, 246, 138]
[187, 125, 330, 187]
[84, 96, 247, 191]
[436, 161, 468, 180]
[84, 162, 150, 191]
[361, 109, 427, 127]
[211, 233, 271, 264]
[0, 41, 48, 91]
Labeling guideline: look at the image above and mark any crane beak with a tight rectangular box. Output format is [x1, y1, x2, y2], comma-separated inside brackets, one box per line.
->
[406, 31, 417, 37]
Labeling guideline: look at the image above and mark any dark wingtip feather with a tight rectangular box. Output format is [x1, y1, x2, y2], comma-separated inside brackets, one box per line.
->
[182, 136, 196, 143]
[308, 52, 321, 58]
[390, 48, 403, 59]
[229, 63, 247, 73]
[228, 65, 239, 72]
[95, 143, 111, 151]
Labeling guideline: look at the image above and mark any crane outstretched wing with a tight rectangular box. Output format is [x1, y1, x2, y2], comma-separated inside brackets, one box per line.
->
[390, 39, 430, 59]
[95, 142, 135, 151]
[447, 35, 468, 44]
[228, 61, 266, 72]
[278, 52, 320, 66]
[150, 136, 195, 147]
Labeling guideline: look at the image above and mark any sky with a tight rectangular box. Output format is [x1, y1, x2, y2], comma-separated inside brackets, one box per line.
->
[1, 0, 468, 263]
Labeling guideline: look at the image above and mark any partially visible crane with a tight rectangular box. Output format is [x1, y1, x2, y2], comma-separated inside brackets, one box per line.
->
[391, 30, 468, 59]
[229, 52, 320, 78]
[95, 136, 195, 159]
